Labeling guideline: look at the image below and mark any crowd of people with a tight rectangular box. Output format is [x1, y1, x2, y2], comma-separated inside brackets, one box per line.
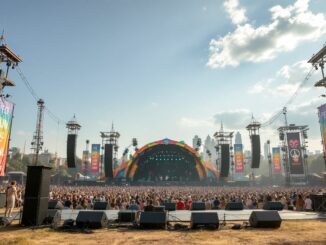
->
[1, 183, 324, 213]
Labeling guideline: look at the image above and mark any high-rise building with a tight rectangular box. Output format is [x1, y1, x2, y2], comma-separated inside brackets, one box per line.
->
[234, 132, 242, 145]
[192, 135, 199, 149]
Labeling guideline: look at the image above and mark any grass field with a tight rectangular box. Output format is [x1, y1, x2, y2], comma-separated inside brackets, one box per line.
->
[0, 220, 325, 245]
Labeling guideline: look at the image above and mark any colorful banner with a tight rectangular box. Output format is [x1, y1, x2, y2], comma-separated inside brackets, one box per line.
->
[272, 147, 282, 173]
[287, 132, 304, 175]
[90, 144, 100, 174]
[0, 99, 14, 176]
[234, 144, 244, 173]
[318, 104, 326, 161]
[81, 150, 88, 171]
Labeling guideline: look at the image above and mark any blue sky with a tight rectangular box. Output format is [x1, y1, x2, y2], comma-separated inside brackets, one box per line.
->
[1, 0, 326, 157]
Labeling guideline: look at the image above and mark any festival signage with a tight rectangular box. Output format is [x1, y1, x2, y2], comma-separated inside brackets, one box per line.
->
[90, 144, 100, 174]
[272, 147, 282, 174]
[286, 132, 304, 175]
[0, 99, 14, 176]
[234, 144, 244, 173]
[318, 103, 326, 161]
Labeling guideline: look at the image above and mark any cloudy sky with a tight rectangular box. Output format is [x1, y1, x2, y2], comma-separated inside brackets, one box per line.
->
[1, 0, 326, 157]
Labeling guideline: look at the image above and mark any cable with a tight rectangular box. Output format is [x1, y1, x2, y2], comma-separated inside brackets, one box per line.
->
[15, 66, 66, 126]
[260, 66, 315, 128]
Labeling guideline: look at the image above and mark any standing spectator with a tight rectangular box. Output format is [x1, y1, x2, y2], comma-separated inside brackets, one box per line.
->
[5, 181, 18, 217]
[296, 194, 305, 211]
[304, 195, 312, 211]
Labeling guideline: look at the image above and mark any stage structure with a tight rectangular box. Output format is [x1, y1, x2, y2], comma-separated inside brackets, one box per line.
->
[246, 118, 261, 184]
[66, 115, 81, 168]
[0, 34, 22, 94]
[214, 123, 234, 180]
[309, 44, 326, 171]
[31, 99, 45, 165]
[278, 124, 309, 185]
[124, 138, 208, 183]
[100, 124, 120, 180]
[266, 140, 273, 184]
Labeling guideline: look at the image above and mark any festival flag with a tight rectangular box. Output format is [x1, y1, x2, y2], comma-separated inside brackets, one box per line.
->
[234, 144, 244, 173]
[90, 144, 100, 174]
[0, 99, 14, 176]
[81, 150, 88, 171]
[318, 104, 326, 162]
[286, 132, 304, 175]
[272, 147, 282, 173]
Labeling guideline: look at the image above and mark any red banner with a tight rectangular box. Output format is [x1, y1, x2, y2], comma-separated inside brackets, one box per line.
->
[90, 144, 100, 174]
[234, 144, 244, 173]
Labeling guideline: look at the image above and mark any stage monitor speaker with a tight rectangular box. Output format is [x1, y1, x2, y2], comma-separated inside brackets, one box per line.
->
[139, 212, 167, 229]
[225, 202, 244, 210]
[153, 206, 165, 212]
[43, 209, 61, 228]
[22, 166, 52, 226]
[220, 144, 230, 177]
[191, 212, 219, 229]
[249, 211, 282, 228]
[0, 193, 6, 208]
[251, 135, 261, 168]
[93, 202, 110, 210]
[164, 203, 176, 211]
[118, 210, 137, 223]
[76, 211, 108, 229]
[104, 144, 113, 178]
[192, 202, 206, 210]
[310, 194, 326, 212]
[67, 134, 77, 168]
[48, 200, 64, 210]
[263, 202, 284, 211]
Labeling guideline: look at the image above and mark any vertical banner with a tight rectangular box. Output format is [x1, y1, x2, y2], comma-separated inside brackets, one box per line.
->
[287, 132, 304, 175]
[81, 150, 88, 171]
[318, 104, 326, 161]
[90, 144, 100, 174]
[234, 144, 244, 173]
[272, 147, 282, 173]
[0, 99, 14, 176]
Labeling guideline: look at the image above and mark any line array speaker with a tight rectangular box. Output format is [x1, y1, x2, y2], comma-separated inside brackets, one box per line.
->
[67, 134, 77, 168]
[251, 135, 261, 168]
[220, 144, 230, 177]
[104, 144, 113, 178]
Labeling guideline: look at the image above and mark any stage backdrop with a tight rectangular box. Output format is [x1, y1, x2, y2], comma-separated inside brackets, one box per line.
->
[0, 99, 14, 176]
[272, 147, 282, 174]
[318, 103, 326, 161]
[286, 132, 304, 175]
[234, 144, 244, 173]
[90, 144, 100, 174]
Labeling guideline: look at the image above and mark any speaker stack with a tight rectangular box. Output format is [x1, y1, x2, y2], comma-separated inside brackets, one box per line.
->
[220, 144, 230, 177]
[251, 135, 261, 168]
[67, 134, 77, 168]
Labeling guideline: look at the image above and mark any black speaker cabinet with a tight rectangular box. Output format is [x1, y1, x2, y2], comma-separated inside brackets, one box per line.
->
[76, 211, 108, 229]
[225, 202, 244, 210]
[192, 202, 206, 210]
[118, 210, 137, 223]
[48, 200, 64, 210]
[263, 202, 284, 211]
[93, 202, 110, 210]
[251, 135, 261, 168]
[191, 212, 219, 229]
[139, 212, 167, 229]
[164, 203, 176, 211]
[22, 166, 52, 226]
[249, 211, 282, 228]
[67, 134, 77, 168]
[104, 144, 114, 178]
[220, 144, 230, 177]
[43, 209, 61, 228]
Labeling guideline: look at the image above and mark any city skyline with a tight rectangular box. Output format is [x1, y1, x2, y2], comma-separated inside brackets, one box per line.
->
[1, 0, 326, 158]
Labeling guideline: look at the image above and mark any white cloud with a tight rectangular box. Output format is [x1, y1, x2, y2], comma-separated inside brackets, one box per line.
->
[177, 117, 214, 128]
[248, 60, 315, 96]
[208, 0, 326, 68]
[224, 0, 247, 25]
[214, 109, 252, 129]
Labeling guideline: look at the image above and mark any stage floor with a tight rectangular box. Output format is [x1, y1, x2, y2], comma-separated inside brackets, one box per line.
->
[2, 209, 325, 222]
[60, 209, 326, 221]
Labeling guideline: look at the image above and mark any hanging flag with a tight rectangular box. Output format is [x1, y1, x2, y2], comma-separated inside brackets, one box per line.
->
[272, 147, 282, 173]
[234, 144, 244, 173]
[81, 150, 88, 171]
[90, 144, 100, 174]
[287, 132, 304, 175]
[0, 99, 14, 176]
[318, 104, 326, 162]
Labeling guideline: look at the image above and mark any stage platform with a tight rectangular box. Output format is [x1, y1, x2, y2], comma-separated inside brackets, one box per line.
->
[2, 209, 326, 222]
[60, 209, 326, 221]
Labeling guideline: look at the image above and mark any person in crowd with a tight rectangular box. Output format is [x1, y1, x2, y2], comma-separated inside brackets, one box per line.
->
[129, 199, 140, 211]
[296, 194, 305, 211]
[304, 195, 313, 211]
[5, 181, 18, 217]
[176, 198, 185, 210]
[212, 196, 220, 210]
[144, 199, 154, 212]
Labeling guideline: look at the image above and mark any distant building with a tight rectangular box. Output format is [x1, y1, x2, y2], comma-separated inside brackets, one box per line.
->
[9, 147, 20, 158]
[264, 142, 269, 160]
[234, 132, 242, 145]
[192, 135, 200, 149]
